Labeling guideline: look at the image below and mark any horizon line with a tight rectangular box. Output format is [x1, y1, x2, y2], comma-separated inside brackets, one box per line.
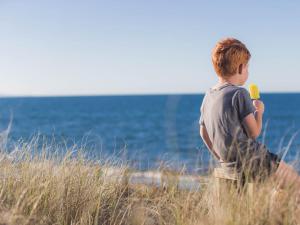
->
[1, 91, 300, 98]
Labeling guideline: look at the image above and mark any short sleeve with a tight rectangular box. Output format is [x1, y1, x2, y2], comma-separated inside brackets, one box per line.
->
[233, 88, 256, 122]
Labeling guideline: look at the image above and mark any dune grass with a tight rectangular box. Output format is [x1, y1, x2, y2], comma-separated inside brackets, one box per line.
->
[0, 138, 299, 225]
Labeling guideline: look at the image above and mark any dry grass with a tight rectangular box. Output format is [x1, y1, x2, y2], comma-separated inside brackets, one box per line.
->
[0, 140, 299, 225]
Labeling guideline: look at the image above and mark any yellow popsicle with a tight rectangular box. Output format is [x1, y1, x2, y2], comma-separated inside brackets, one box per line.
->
[248, 84, 260, 100]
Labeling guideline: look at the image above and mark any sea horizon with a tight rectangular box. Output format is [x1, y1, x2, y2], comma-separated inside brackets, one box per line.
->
[1, 91, 300, 99]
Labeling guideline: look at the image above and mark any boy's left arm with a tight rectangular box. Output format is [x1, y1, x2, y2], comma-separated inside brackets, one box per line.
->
[200, 125, 221, 161]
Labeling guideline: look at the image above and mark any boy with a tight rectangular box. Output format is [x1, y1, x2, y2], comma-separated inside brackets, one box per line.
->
[200, 38, 299, 185]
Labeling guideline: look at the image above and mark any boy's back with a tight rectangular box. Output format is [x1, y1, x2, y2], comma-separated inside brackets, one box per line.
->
[200, 82, 262, 168]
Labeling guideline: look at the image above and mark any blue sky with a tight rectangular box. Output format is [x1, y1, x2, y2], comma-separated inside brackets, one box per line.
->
[0, 0, 299, 96]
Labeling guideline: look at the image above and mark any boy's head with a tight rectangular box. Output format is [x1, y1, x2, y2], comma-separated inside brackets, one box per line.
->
[212, 38, 251, 82]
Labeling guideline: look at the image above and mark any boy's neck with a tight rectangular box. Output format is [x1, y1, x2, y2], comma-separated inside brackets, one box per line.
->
[218, 75, 241, 86]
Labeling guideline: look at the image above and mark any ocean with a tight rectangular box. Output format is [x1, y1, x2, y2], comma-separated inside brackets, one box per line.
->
[0, 94, 300, 173]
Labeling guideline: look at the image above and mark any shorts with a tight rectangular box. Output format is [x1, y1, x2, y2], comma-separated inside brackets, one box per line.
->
[238, 149, 281, 183]
[221, 143, 281, 184]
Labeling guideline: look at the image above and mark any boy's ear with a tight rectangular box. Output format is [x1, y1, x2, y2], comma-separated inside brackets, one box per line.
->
[238, 64, 243, 74]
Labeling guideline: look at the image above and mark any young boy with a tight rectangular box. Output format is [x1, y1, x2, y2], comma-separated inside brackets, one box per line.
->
[200, 38, 299, 184]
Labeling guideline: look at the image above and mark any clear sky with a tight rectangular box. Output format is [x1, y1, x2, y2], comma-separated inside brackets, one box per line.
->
[0, 0, 299, 96]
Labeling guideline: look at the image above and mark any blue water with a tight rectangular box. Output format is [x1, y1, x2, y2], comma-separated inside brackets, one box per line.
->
[0, 94, 300, 172]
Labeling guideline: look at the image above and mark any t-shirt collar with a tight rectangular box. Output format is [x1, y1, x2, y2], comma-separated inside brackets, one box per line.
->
[210, 82, 235, 91]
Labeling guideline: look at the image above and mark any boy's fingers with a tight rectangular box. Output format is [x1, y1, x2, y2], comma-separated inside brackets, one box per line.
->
[253, 100, 260, 107]
[253, 100, 265, 114]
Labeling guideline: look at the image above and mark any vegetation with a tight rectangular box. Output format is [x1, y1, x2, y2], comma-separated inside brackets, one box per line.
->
[0, 138, 299, 225]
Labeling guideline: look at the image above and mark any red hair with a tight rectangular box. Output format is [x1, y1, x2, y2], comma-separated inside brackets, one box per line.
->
[212, 38, 251, 77]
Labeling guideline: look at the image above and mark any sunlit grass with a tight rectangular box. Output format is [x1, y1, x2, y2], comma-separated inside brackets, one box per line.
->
[0, 136, 299, 225]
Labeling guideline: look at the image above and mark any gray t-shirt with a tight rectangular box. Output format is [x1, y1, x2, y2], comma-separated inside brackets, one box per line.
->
[200, 82, 268, 168]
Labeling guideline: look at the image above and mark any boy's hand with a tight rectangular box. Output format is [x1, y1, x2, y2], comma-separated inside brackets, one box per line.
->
[253, 100, 265, 114]
[243, 100, 264, 139]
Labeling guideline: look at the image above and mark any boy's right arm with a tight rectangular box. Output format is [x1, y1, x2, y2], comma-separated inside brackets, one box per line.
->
[200, 125, 221, 160]
[243, 100, 265, 139]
